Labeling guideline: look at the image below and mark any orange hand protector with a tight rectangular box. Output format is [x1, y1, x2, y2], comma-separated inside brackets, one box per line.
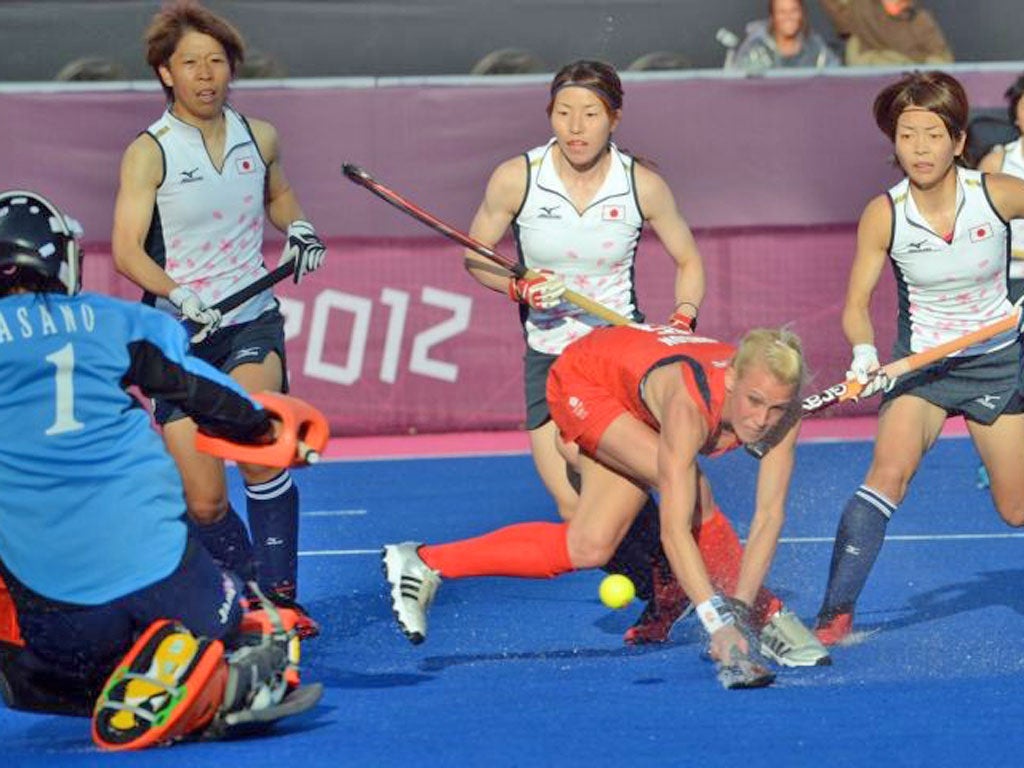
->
[195, 392, 330, 468]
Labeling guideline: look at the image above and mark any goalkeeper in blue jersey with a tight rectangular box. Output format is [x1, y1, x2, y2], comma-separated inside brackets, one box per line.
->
[0, 190, 321, 749]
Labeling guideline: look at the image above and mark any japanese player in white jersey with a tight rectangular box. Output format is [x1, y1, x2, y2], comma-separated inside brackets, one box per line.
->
[111, 1, 326, 637]
[815, 71, 1024, 646]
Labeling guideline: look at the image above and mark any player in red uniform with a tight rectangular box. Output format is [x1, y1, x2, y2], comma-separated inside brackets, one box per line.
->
[383, 324, 829, 688]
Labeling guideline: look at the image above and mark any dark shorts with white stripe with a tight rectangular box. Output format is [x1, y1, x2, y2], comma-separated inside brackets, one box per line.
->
[881, 339, 1024, 424]
[155, 307, 289, 425]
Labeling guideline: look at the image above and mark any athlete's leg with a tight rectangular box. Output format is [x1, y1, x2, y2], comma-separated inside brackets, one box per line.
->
[817, 396, 944, 637]
[529, 421, 580, 521]
[232, 353, 300, 595]
[969, 412, 1024, 526]
[163, 418, 254, 581]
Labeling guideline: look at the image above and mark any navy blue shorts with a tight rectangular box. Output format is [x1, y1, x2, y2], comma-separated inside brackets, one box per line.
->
[882, 339, 1024, 424]
[156, 308, 289, 424]
[2, 536, 243, 685]
[524, 347, 559, 430]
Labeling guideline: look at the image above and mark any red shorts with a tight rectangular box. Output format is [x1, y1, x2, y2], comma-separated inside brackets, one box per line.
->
[546, 347, 656, 456]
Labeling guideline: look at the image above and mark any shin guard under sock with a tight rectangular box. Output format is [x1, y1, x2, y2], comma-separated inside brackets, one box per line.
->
[419, 522, 573, 579]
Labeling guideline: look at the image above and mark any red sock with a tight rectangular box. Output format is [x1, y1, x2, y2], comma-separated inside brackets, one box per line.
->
[692, 506, 742, 594]
[419, 522, 573, 579]
[692, 506, 781, 625]
[0, 575, 23, 647]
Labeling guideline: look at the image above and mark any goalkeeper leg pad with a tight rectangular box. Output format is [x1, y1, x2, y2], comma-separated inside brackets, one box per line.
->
[92, 620, 228, 751]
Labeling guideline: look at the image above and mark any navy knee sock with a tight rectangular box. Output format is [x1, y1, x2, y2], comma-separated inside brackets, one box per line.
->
[189, 505, 255, 582]
[819, 485, 896, 619]
[246, 470, 299, 597]
[603, 496, 661, 601]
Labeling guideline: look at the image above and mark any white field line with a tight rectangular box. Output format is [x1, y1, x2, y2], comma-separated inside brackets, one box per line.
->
[297, 531, 1024, 557]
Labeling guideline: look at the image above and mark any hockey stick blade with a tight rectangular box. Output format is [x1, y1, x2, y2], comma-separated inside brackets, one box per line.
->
[342, 163, 631, 326]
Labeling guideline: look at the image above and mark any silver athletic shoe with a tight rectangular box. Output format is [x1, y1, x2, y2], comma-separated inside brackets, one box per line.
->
[382, 542, 441, 645]
[759, 607, 832, 667]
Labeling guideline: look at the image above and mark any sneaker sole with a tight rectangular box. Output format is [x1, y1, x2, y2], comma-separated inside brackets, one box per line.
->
[761, 644, 833, 668]
[380, 548, 426, 645]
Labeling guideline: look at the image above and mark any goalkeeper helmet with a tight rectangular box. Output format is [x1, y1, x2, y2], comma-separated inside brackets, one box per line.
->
[0, 190, 82, 295]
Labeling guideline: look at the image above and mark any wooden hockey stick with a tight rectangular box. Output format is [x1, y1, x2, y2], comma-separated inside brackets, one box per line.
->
[342, 163, 631, 326]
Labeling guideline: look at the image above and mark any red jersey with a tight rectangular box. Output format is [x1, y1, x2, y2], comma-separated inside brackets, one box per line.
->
[546, 324, 739, 456]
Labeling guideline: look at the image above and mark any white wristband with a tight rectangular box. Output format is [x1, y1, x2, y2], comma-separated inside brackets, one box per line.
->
[696, 595, 735, 635]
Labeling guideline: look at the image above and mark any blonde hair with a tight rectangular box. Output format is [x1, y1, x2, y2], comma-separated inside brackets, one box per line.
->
[733, 327, 806, 390]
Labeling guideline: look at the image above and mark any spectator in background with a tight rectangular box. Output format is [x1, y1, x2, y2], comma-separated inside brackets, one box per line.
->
[730, 0, 840, 72]
[817, 0, 953, 65]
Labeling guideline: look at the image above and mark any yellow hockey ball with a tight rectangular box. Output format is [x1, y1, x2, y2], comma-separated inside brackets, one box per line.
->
[599, 574, 636, 609]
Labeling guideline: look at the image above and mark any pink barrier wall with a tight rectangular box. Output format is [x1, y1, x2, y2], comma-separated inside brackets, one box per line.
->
[5, 69, 1006, 434]
[83, 225, 894, 435]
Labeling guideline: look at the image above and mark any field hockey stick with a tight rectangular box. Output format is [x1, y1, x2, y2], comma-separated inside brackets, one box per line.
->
[800, 310, 1021, 416]
[341, 163, 631, 326]
[182, 261, 295, 338]
[212, 260, 296, 315]
[745, 310, 1021, 459]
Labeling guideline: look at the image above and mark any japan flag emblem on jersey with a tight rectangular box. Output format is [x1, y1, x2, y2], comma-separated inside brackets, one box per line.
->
[236, 156, 257, 174]
[969, 222, 993, 242]
[602, 204, 625, 221]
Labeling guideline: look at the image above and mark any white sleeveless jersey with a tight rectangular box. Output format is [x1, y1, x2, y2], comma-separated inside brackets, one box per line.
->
[887, 167, 1013, 355]
[998, 138, 1024, 275]
[513, 139, 643, 354]
[145, 105, 273, 326]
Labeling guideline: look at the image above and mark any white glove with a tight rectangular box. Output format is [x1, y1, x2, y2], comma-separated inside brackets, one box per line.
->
[507, 269, 567, 310]
[280, 220, 326, 284]
[847, 343, 892, 398]
[169, 286, 222, 344]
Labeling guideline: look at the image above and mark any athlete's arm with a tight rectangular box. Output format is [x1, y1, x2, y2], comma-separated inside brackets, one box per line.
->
[463, 156, 528, 293]
[111, 135, 179, 298]
[842, 194, 892, 347]
[635, 165, 705, 325]
[250, 118, 307, 231]
[983, 172, 1024, 222]
[126, 308, 272, 443]
[734, 417, 798, 606]
[657, 385, 750, 657]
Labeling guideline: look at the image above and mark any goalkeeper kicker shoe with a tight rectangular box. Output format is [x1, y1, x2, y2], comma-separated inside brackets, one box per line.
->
[382, 542, 441, 644]
[759, 607, 832, 667]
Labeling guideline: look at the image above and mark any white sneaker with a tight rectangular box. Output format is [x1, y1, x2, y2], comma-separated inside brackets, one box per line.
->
[759, 607, 832, 667]
[382, 542, 441, 645]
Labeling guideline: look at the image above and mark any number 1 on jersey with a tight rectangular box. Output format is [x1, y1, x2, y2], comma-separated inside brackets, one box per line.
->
[45, 342, 84, 435]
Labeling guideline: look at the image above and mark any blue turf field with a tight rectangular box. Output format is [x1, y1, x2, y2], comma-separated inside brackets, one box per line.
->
[4, 435, 1024, 767]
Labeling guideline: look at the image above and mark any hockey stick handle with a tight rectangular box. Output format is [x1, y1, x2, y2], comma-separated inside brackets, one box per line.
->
[342, 163, 631, 327]
[211, 260, 295, 315]
[799, 311, 1021, 416]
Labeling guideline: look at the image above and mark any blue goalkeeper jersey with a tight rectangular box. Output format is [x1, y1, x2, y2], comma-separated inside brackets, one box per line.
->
[0, 291, 269, 605]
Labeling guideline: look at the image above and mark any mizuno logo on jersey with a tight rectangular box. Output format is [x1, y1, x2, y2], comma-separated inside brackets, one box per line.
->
[235, 346, 262, 360]
[538, 205, 561, 219]
[969, 222, 993, 242]
[602, 204, 625, 221]
[180, 167, 204, 184]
